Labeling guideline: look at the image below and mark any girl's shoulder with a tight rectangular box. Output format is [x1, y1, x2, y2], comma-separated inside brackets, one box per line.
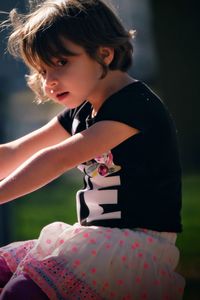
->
[94, 81, 167, 132]
[97, 81, 166, 117]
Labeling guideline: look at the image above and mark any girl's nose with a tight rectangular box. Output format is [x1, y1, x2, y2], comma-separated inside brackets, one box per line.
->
[45, 73, 58, 88]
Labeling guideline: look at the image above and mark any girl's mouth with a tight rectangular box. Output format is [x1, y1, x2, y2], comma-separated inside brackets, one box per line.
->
[56, 92, 69, 101]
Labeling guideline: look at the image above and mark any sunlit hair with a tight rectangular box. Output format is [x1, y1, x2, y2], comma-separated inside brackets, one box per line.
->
[6, 0, 135, 103]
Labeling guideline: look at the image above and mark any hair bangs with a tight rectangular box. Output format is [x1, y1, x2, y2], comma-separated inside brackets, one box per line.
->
[22, 20, 78, 70]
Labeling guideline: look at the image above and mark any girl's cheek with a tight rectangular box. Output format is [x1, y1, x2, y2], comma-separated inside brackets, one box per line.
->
[45, 89, 54, 100]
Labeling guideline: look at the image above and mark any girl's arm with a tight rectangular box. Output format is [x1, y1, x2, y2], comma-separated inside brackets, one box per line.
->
[0, 120, 139, 204]
[0, 116, 70, 180]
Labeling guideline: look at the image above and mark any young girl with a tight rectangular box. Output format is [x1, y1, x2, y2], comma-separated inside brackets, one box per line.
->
[0, 0, 185, 299]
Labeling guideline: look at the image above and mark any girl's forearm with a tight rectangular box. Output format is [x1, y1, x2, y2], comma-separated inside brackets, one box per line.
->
[0, 117, 70, 180]
[0, 145, 15, 180]
[0, 143, 38, 180]
[0, 146, 68, 205]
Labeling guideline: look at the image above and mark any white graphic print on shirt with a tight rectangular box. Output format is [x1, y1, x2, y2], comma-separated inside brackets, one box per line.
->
[77, 150, 121, 177]
[76, 150, 122, 224]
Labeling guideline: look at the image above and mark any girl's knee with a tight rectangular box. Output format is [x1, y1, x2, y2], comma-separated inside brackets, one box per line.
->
[0, 274, 49, 300]
[0, 257, 12, 288]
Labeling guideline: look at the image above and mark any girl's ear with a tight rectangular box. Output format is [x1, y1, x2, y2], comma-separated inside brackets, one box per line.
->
[98, 46, 114, 65]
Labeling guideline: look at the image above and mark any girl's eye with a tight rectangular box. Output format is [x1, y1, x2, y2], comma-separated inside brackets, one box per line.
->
[57, 59, 68, 66]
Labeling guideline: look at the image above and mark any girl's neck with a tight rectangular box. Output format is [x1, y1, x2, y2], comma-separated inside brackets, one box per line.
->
[89, 71, 136, 117]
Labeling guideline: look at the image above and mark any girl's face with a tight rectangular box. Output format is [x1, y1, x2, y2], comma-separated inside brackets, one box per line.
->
[38, 39, 105, 108]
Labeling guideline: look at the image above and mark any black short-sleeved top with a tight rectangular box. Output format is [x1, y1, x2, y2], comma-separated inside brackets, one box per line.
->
[58, 81, 182, 232]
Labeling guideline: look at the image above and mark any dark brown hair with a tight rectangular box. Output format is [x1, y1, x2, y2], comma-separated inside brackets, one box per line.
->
[7, 0, 135, 102]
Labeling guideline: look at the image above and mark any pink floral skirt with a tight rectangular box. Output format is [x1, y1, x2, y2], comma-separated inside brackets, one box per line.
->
[0, 222, 185, 300]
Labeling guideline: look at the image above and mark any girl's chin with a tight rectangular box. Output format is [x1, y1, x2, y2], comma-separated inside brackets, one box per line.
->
[53, 97, 86, 109]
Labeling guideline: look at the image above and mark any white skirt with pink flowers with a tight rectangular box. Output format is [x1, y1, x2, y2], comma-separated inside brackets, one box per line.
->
[0, 222, 185, 300]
